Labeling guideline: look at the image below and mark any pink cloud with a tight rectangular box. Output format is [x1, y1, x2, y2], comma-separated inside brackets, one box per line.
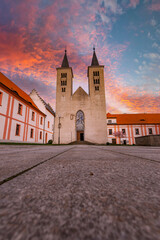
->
[129, 0, 140, 8]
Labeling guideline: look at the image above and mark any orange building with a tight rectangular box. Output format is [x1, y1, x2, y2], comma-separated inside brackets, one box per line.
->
[107, 113, 160, 145]
[0, 72, 54, 143]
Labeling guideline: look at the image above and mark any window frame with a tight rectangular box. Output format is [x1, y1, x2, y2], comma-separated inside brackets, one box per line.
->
[15, 124, 21, 136]
[40, 131, 42, 139]
[30, 128, 34, 138]
[109, 129, 112, 135]
[0, 92, 3, 106]
[148, 128, 153, 135]
[17, 103, 23, 115]
[31, 111, 35, 121]
[135, 128, 139, 135]
[40, 117, 43, 125]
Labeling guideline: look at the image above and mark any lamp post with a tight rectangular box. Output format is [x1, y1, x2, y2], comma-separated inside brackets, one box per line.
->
[58, 116, 62, 144]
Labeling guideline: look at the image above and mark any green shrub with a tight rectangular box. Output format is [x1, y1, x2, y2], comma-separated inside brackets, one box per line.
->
[48, 139, 53, 144]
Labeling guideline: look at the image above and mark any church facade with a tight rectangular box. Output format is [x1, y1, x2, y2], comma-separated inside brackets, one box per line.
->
[53, 49, 107, 144]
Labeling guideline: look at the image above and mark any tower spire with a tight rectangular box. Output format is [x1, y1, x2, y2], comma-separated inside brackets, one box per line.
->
[91, 47, 99, 66]
[61, 49, 69, 68]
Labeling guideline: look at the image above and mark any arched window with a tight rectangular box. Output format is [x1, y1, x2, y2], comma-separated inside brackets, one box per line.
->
[76, 110, 84, 131]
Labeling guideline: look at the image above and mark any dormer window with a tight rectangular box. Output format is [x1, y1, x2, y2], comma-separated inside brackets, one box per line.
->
[61, 73, 67, 78]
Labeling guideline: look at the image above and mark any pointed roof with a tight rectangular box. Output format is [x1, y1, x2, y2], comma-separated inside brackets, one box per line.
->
[61, 50, 69, 68]
[91, 47, 99, 66]
[30, 89, 55, 116]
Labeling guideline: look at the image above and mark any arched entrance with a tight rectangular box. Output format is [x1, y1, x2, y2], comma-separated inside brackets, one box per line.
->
[76, 110, 84, 141]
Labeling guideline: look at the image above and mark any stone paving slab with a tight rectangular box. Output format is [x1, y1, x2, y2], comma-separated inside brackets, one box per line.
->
[0, 145, 160, 240]
[0, 145, 73, 181]
[99, 146, 160, 162]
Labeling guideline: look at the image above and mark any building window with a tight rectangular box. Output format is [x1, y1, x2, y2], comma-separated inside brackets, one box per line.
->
[135, 128, 139, 135]
[61, 73, 67, 78]
[95, 86, 99, 91]
[149, 128, 152, 134]
[18, 103, 22, 115]
[30, 128, 34, 138]
[109, 129, 112, 135]
[15, 124, 20, 136]
[61, 80, 67, 86]
[122, 129, 126, 134]
[31, 111, 35, 121]
[62, 88, 66, 92]
[48, 121, 50, 128]
[0, 92, 3, 105]
[93, 71, 99, 76]
[108, 120, 112, 124]
[40, 117, 43, 125]
[40, 131, 42, 139]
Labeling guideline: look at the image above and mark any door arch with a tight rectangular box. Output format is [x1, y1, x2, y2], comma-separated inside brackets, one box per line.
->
[76, 110, 84, 141]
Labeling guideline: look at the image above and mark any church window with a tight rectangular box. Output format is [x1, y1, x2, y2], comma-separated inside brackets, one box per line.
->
[93, 71, 99, 76]
[61, 80, 67, 86]
[0, 92, 3, 105]
[95, 86, 99, 91]
[109, 129, 112, 135]
[18, 103, 22, 115]
[135, 128, 139, 135]
[15, 124, 20, 136]
[61, 73, 67, 78]
[62, 88, 66, 92]
[30, 128, 34, 138]
[76, 110, 84, 131]
[148, 128, 152, 134]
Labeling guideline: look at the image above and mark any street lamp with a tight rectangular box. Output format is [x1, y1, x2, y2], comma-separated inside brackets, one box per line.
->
[58, 115, 62, 144]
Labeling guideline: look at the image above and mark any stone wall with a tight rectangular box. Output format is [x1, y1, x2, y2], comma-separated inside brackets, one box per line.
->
[135, 135, 160, 146]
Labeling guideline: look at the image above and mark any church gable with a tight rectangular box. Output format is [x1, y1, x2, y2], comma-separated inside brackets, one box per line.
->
[72, 87, 89, 100]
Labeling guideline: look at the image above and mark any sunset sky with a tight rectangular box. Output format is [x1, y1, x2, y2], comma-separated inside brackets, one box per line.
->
[0, 0, 160, 113]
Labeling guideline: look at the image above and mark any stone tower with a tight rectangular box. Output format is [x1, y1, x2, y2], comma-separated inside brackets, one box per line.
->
[53, 49, 107, 144]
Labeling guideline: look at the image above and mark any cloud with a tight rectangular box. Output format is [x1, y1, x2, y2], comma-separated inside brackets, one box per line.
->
[150, 18, 157, 26]
[143, 53, 160, 61]
[148, 0, 160, 11]
[128, 0, 140, 8]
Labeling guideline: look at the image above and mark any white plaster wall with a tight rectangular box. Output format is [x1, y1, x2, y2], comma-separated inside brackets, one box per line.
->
[0, 89, 9, 114]
[12, 98, 26, 122]
[0, 115, 5, 139]
[10, 119, 24, 141]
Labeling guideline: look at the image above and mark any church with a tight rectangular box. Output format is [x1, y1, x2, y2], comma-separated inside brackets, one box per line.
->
[53, 49, 107, 144]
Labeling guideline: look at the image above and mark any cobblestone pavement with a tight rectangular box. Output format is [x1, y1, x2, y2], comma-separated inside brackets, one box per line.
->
[0, 145, 160, 240]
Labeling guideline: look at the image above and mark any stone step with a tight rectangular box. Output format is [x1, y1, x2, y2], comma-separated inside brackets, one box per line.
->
[69, 141, 95, 145]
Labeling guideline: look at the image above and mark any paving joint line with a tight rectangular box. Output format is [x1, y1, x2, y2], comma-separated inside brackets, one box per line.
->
[93, 146, 160, 164]
[0, 147, 75, 186]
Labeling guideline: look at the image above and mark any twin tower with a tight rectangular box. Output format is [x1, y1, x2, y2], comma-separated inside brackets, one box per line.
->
[53, 49, 107, 144]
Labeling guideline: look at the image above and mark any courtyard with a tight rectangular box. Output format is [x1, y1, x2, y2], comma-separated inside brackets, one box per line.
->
[0, 145, 160, 240]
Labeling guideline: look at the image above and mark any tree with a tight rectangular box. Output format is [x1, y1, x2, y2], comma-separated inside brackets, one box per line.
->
[113, 131, 126, 144]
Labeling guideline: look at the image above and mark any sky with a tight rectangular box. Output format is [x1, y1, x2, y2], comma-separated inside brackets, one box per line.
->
[0, 0, 160, 113]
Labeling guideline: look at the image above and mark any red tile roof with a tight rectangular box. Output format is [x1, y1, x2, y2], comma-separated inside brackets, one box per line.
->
[107, 113, 160, 125]
[0, 72, 44, 114]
